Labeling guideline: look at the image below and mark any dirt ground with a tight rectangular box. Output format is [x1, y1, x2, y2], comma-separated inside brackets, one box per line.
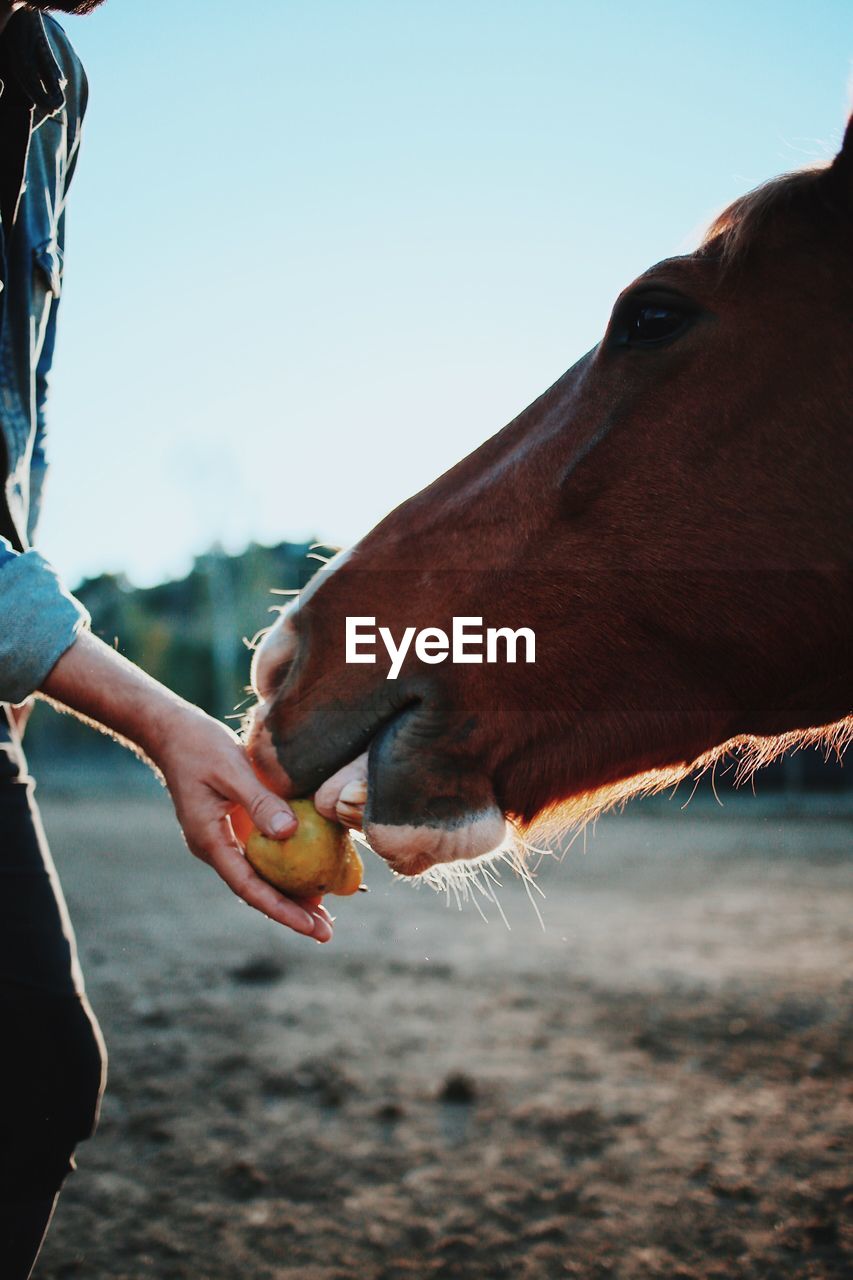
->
[31, 786, 852, 1280]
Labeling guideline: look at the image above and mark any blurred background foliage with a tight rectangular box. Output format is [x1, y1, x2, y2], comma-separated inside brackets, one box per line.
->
[26, 540, 318, 768]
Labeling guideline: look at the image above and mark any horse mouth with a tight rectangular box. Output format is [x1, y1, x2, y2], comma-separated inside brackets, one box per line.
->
[246, 707, 508, 878]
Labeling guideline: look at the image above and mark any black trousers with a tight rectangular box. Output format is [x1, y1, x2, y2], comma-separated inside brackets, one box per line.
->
[0, 707, 106, 1199]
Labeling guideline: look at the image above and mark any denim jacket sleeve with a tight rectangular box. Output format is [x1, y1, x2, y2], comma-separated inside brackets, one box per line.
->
[27, 48, 88, 547]
[0, 538, 90, 704]
[0, 15, 91, 704]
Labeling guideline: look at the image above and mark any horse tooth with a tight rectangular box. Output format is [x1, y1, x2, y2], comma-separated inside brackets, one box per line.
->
[339, 780, 368, 805]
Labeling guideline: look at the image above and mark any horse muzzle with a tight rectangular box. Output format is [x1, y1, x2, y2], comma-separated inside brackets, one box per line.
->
[246, 688, 508, 877]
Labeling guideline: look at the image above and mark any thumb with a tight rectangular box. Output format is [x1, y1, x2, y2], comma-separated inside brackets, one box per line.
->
[232, 761, 297, 840]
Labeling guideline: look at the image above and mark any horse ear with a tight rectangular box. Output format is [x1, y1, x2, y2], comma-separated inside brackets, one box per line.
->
[827, 113, 853, 206]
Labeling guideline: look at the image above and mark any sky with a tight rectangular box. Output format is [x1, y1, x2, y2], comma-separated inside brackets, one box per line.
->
[36, 0, 852, 588]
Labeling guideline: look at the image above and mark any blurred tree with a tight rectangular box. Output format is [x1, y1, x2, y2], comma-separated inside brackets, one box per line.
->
[25, 539, 317, 762]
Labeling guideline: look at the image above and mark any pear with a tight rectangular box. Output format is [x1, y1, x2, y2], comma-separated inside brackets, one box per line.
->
[241, 798, 364, 897]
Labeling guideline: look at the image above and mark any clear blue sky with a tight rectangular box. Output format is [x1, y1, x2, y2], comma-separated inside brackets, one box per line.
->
[37, 0, 851, 587]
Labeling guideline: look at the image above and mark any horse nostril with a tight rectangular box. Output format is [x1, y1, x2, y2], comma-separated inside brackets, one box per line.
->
[266, 658, 293, 697]
[251, 612, 299, 700]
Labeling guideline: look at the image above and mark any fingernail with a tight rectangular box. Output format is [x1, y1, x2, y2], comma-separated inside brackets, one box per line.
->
[271, 811, 293, 836]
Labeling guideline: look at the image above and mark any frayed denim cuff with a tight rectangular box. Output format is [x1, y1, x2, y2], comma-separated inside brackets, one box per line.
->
[0, 548, 90, 704]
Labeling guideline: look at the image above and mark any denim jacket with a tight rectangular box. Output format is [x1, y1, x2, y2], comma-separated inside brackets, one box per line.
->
[0, 11, 90, 704]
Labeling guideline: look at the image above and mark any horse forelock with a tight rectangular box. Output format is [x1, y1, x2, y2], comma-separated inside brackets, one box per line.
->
[699, 162, 844, 269]
[697, 110, 853, 271]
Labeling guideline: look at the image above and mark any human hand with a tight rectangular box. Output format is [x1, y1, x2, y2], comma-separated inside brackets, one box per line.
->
[151, 703, 334, 942]
[39, 631, 333, 942]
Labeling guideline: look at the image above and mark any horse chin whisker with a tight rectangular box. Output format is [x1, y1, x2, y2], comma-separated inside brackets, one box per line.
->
[505, 818, 561, 876]
[402, 826, 548, 931]
[351, 816, 548, 928]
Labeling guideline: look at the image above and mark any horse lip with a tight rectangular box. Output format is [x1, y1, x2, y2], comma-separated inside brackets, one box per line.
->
[260, 691, 416, 801]
[378, 850, 439, 878]
[245, 705, 292, 794]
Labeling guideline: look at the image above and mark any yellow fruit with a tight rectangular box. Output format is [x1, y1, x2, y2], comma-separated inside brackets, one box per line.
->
[230, 804, 256, 847]
[244, 798, 364, 898]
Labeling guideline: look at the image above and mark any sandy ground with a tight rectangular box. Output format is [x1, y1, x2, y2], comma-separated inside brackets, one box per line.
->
[30, 787, 852, 1280]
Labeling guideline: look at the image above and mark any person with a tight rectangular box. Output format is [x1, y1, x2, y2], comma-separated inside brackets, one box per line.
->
[0, 4, 333, 1274]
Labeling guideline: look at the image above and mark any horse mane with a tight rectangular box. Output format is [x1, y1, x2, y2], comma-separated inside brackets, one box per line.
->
[523, 715, 853, 849]
[699, 154, 842, 266]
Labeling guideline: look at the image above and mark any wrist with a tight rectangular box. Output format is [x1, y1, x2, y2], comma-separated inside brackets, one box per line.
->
[40, 631, 198, 765]
[136, 694, 206, 768]
[133, 686, 195, 762]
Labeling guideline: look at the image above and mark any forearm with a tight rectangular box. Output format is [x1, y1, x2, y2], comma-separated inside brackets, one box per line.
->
[38, 629, 195, 766]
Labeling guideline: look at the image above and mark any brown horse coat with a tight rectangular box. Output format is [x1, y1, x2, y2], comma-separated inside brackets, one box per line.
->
[249, 117, 853, 876]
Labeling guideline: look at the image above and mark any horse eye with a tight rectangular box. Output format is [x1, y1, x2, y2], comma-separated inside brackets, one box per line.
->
[629, 305, 686, 344]
[609, 289, 701, 352]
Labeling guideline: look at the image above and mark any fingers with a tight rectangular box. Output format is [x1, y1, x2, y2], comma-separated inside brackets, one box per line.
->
[161, 715, 332, 940]
[229, 804, 255, 847]
[222, 828, 335, 926]
[205, 820, 333, 942]
[230, 754, 296, 839]
[314, 752, 368, 829]
[337, 779, 367, 830]
[302, 897, 335, 927]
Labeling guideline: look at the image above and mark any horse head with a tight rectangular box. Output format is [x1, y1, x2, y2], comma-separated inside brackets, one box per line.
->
[248, 117, 853, 877]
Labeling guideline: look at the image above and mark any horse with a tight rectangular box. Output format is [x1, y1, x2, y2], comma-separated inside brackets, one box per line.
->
[247, 115, 853, 880]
